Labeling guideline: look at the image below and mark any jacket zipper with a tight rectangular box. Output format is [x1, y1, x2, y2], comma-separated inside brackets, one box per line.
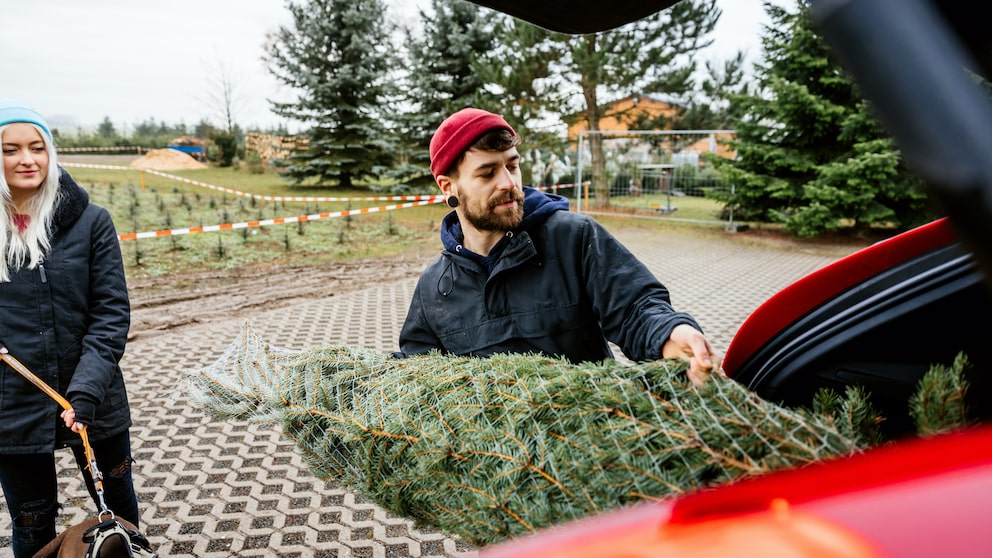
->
[39, 263, 47, 284]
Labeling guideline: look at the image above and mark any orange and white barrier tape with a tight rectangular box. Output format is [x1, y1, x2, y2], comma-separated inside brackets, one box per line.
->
[535, 183, 579, 192]
[61, 162, 441, 202]
[117, 198, 444, 241]
[58, 146, 144, 153]
[61, 161, 581, 241]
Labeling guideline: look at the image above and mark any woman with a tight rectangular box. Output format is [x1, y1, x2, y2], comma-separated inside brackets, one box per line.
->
[0, 99, 139, 557]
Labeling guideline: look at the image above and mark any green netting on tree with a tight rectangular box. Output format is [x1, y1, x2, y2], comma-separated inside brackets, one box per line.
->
[182, 323, 897, 545]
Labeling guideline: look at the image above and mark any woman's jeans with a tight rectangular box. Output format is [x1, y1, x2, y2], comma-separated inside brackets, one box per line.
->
[0, 430, 139, 558]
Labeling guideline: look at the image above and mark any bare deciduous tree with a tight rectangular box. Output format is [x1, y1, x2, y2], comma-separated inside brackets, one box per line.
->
[200, 50, 245, 133]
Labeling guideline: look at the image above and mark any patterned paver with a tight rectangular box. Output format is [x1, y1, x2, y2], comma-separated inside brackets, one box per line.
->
[0, 225, 854, 557]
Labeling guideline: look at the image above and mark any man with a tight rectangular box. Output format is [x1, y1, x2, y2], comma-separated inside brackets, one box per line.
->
[396, 107, 719, 385]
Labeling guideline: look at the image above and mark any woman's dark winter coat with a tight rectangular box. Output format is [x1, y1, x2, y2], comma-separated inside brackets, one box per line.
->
[0, 169, 131, 453]
[397, 187, 701, 363]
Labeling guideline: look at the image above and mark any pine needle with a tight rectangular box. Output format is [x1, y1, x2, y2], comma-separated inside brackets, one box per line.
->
[909, 351, 973, 436]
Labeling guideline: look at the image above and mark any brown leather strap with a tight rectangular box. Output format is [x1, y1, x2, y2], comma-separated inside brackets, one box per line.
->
[0, 346, 108, 513]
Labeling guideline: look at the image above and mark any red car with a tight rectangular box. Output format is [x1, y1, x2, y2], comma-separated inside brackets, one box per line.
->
[469, 0, 992, 556]
[476, 216, 992, 558]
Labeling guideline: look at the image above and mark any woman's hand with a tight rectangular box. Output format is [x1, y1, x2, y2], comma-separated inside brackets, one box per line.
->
[60, 408, 87, 433]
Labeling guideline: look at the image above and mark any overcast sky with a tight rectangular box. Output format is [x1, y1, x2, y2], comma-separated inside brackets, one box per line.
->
[2, 0, 775, 134]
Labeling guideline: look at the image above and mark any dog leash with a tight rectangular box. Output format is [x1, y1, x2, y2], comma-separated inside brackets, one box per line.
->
[0, 346, 158, 556]
[0, 345, 110, 515]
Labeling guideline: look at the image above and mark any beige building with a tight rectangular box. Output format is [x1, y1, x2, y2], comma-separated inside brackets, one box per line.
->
[565, 96, 735, 159]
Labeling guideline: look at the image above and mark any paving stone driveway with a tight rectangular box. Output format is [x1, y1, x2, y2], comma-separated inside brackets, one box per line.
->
[0, 225, 855, 557]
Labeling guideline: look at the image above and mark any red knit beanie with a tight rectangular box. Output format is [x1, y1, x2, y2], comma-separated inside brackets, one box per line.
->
[429, 108, 516, 179]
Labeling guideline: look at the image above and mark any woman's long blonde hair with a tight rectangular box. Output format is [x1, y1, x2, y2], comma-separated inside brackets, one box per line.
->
[0, 122, 61, 282]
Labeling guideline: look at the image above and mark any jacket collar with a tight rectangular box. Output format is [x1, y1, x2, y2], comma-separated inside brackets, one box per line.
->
[440, 186, 570, 253]
[52, 168, 89, 232]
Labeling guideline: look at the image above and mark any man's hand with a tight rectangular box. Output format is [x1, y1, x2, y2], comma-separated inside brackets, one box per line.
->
[662, 324, 722, 386]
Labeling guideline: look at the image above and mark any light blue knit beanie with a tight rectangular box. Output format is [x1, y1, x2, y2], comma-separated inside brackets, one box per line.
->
[0, 98, 52, 141]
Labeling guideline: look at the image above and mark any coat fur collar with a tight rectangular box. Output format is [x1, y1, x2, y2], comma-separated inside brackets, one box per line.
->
[52, 167, 90, 232]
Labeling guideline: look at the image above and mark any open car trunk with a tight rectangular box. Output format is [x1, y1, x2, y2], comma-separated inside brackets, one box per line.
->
[466, 1, 992, 555]
[724, 219, 992, 437]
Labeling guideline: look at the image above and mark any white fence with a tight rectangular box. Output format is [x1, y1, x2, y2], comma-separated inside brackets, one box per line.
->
[569, 129, 735, 220]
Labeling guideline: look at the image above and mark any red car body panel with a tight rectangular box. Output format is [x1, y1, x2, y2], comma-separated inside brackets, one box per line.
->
[480, 424, 992, 558]
[722, 218, 959, 374]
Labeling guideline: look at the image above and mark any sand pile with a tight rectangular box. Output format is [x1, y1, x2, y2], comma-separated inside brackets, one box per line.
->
[130, 148, 208, 171]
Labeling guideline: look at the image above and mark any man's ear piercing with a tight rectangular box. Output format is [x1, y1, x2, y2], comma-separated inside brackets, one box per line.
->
[446, 196, 459, 208]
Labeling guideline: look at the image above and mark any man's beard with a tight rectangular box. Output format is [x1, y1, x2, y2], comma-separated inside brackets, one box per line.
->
[463, 189, 525, 231]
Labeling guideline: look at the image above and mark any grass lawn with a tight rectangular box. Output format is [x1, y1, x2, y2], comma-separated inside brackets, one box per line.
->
[65, 164, 449, 279]
[62, 162, 769, 281]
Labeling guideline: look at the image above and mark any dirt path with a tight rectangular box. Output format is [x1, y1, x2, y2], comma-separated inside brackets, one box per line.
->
[127, 251, 436, 341]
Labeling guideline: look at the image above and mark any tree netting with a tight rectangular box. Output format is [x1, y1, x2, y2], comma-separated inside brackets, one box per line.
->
[181, 323, 969, 546]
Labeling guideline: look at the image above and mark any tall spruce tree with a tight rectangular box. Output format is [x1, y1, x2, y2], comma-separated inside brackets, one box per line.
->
[479, 0, 719, 206]
[394, 0, 498, 189]
[665, 53, 748, 131]
[712, 0, 934, 236]
[474, 15, 569, 187]
[265, 0, 397, 188]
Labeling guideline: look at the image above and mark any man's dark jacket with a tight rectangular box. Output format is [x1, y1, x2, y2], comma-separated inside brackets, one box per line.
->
[0, 170, 132, 453]
[396, 187, 701, 362]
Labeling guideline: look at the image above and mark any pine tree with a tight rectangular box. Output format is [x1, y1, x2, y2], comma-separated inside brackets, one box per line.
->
[477, 0, 719, 207]
[183, 326, 887, 545]
[97, 117, 117, 140]
[184, 324, 973, 546]
[909, 352, 974, 436]
[392, 0, 499, 190]
[711, 0, 934, 237]
[671, 53, 748, 131]
[264, 0, 398, 188]
[472, 15, 569, 187]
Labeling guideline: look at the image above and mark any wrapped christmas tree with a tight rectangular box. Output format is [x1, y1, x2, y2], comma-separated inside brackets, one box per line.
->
[182, 323, 966, 546]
